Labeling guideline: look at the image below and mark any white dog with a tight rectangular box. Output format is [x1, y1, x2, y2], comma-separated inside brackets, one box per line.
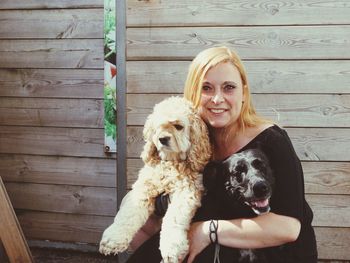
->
[99, 97, 212, 262]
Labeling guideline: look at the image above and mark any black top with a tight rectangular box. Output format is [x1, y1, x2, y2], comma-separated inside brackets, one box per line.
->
[194, 125, 318, 263]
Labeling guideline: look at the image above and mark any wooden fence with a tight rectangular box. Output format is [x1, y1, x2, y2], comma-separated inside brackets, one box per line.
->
[0, 0, 349, 262]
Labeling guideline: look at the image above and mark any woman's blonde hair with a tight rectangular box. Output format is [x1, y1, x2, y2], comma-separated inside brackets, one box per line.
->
[184, 46, 271, 133]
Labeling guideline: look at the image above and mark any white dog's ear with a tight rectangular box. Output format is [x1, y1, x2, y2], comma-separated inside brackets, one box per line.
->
[188, 113, 212, 171]
[140, 115, 160, 165]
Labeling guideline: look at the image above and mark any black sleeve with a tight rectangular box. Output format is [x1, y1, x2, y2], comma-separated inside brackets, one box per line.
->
[265, 128, 305, 222]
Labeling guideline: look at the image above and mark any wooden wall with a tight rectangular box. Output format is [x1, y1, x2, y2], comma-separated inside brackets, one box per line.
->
[0, 0, 117, 246]
[125, 1, 350, 262]
[0, 1, 349, 262]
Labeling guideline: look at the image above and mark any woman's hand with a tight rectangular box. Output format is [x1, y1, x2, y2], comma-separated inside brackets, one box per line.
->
[187, 221, 211, 263]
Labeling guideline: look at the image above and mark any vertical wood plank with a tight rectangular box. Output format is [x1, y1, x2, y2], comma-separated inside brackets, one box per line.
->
[117, 1, 128, 262]
[0, 177, 33, 263]
[117, 0, 127, 210]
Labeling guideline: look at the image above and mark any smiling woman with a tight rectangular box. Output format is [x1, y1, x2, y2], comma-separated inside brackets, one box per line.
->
[126, 47, 318, 263]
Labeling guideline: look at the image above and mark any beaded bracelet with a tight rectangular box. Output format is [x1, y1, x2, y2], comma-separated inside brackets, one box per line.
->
[209, 219, 219, 244]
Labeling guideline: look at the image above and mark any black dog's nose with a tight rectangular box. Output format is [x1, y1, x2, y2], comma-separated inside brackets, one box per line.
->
[253, 181, 269, 198]
[159, 136, 170, 146]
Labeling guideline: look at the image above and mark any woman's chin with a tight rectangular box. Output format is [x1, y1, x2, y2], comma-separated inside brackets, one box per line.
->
[207, 120, 230, 128]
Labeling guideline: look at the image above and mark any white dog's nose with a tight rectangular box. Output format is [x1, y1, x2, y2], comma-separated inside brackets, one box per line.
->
[159, 136, 170, 146]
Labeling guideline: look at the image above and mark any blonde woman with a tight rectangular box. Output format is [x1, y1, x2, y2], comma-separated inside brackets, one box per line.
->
[127, 47, 317, 263]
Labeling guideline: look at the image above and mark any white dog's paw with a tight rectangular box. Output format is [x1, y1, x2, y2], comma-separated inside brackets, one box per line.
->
[161, 255, 183, 263]
[160, 234, 188, 263]
[99, 225, 130, 255]
[99, 237, 128, 255]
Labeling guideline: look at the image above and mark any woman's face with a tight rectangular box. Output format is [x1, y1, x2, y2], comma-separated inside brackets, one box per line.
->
[199, 62, 244, 129]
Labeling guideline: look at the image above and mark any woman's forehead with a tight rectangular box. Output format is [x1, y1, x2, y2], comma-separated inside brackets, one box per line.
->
[204, 62, 241, 82]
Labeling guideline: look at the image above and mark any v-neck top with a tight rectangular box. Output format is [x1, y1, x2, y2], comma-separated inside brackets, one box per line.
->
[195, 125, 318, 262]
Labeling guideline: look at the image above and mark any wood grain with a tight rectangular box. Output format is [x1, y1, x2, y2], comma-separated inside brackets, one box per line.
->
[0, 69, 103, 98]
[0, 9, 103, 39]
[302, 162, 350, 195]
[0, 177, 33, 263]
[0, 98, 104, 128]
[17, 210, 113, 244]
[127, 26, 350, 60]
[0, 126, 113, 158]
[0, 0, 102, 9]
[127, 60, 350, 94]
[0, 39, 103, 68]
[127, 0, 350, 26]
[306, 195, 350, 227]
[0, 154, 115, 187]
[287, 128, 350, 161]
[5, 182, 116, 216]
[315, 227, 350, 260]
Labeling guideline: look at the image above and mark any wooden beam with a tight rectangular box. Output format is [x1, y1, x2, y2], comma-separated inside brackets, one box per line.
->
[116, 0, 127, 211]
[0, 177, 33, 263]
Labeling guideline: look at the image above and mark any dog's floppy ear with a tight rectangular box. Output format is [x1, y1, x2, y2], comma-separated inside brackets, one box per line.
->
[187, 112, 212, 171]
[140, 115, 160, 165]
[203, 161, 221, 192]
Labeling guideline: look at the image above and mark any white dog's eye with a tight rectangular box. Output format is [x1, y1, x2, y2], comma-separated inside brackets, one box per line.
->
[174, 124, 184, 131]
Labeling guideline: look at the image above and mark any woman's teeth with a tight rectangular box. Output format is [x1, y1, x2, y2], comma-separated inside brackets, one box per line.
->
[210, 109, 225, 113]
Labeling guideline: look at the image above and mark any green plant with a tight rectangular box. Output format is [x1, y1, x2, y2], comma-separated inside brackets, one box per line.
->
[104, 0, 116, 59]
[104, 83, 116, 140]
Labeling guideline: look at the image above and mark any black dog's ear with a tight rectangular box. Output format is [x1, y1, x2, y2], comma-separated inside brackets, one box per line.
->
[203, 161, 221, 191]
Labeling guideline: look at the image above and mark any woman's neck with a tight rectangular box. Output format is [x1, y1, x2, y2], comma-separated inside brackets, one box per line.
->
[210, 124, 241, 160]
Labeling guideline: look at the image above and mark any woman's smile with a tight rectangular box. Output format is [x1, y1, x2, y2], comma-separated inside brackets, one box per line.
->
[209, 108, 228, 114]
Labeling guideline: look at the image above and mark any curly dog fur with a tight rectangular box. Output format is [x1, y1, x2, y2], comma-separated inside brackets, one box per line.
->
[99, 97, 212, 262]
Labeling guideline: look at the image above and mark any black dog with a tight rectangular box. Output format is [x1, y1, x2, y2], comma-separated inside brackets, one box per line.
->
[221, 149, 274, 215]
[197, 149, 275, 263]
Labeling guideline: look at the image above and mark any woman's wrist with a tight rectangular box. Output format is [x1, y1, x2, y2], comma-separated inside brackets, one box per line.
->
[208, 219, 219, 244]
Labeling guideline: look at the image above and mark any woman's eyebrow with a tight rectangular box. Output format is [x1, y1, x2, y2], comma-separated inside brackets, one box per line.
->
[223, 81, 237, 86]
[202, 81, 238, 86]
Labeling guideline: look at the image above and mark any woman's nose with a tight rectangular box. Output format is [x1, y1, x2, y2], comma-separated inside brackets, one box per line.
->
[211, 92, 224, 104]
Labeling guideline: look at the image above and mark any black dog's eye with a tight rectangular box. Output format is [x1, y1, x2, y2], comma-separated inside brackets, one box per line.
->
[174, 124, 183, 131]
[236, 161, 248, 174]
[252, 159, 266, 172]
[234, 161, 247, 183]
[234, 172, 243, 183]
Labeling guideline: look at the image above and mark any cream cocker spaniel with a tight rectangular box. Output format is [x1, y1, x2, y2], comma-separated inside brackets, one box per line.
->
[99, 97, 212, 262]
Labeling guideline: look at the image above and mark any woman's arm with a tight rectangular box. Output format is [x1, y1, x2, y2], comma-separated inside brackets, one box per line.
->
[129, 213, 162, 251]
[187, 212, 300, 263]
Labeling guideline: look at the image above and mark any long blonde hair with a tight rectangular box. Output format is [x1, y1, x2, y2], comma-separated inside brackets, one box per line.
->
[184, 46, 271, 135]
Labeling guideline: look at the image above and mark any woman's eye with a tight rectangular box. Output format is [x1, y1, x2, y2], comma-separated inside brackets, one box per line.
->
[202, 85, 212, 92]
[224, 85, 236, 91]
[174, 124, 184, 131]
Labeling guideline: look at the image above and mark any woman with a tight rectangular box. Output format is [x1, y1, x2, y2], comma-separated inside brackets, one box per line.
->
[127, 46, 317, 262]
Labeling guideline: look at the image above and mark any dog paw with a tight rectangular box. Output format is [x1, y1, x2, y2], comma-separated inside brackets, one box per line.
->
[99, 225, 129, 255]
[99, 236, 129, 255]
[160, 238, 188, 263]
[161, 256, 179, 263]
